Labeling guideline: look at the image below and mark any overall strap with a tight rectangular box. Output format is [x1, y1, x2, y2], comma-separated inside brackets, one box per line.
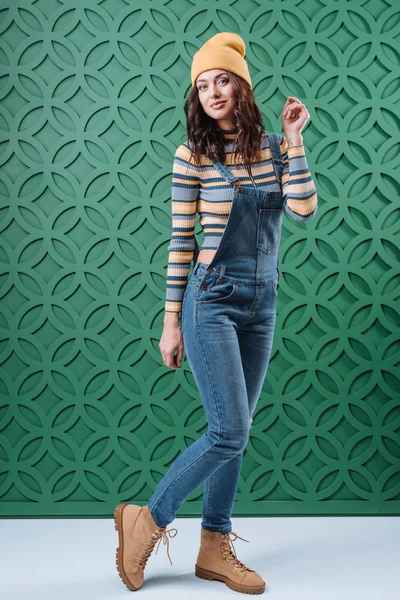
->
[192, 160, 240, 263]
[211, 160, 240, 185]
[268, 133, 284, 185]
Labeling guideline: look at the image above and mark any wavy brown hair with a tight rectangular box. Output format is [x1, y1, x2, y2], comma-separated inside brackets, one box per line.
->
[183, 71, 265, 168]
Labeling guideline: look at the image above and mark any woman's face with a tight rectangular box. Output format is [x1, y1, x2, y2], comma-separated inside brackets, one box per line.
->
[195, 69, 237, 127]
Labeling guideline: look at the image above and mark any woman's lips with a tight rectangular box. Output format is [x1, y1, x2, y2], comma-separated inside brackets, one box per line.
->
[211, 101, 226, 109]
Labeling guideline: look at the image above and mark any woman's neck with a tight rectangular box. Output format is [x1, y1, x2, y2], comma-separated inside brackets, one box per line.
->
[218, 126, 238, 142]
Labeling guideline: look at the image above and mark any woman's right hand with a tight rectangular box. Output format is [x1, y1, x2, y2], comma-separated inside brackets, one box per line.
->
[160, 313, 184, 369]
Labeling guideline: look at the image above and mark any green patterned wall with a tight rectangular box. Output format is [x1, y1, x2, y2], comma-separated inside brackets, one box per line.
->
[1, 1, 399, 518]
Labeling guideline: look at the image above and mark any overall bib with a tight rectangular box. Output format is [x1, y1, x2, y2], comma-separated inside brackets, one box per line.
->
[148, 134, 284, 533]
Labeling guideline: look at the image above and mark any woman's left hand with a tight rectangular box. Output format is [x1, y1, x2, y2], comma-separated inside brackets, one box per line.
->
[281, 96, 310, 136]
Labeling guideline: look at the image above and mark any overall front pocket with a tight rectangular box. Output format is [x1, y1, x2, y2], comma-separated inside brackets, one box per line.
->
[197, 275, 236, 304]
[256, 208, 283, 254]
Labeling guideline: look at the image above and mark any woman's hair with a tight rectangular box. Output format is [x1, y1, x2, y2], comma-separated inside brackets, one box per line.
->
[183, 71, 265, 168]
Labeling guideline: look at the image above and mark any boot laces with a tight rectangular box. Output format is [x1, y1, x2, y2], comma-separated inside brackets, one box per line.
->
[219, 531, 251, 573]
[135, 526, 178, 569]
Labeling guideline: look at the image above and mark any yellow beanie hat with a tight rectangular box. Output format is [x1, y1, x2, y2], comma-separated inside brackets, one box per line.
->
[191, 32, 252, 90]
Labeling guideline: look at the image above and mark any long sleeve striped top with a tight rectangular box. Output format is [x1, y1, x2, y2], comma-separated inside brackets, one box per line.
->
[165, 128, 318, 313]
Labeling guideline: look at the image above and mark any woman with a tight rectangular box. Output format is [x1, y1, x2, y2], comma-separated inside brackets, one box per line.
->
[114, 32, 317, 594]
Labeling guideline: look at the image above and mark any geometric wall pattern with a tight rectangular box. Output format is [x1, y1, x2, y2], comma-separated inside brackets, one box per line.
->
[0, 1, 399, 517]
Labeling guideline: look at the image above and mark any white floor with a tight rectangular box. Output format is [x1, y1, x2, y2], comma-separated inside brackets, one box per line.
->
[0, 516, 399, 599]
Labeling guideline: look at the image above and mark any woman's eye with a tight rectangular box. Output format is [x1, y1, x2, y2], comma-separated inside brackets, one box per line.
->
[198, 78, 228, 91]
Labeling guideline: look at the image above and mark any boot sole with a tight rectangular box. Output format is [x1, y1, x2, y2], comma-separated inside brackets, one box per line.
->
[114, 503, 142, 592]
[195, 564, 266, 595]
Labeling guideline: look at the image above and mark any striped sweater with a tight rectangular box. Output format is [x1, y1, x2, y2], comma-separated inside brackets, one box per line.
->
[165, 128, 318, 313]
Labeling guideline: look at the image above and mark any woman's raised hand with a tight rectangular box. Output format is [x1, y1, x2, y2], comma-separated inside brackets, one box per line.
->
[281, 96, 310, 137]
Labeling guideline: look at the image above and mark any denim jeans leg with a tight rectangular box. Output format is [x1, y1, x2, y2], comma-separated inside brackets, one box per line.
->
[201, 451, 243, 533]
[238, 314, 277, 419]
[201, 312, 277, 530]
[147, 293, 250, 532]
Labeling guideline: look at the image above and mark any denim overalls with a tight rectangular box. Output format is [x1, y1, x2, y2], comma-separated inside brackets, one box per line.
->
[148, 134, 284, 533]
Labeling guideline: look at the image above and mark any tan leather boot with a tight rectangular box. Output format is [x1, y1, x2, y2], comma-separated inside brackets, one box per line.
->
[195, 527, 266, 595]
[114, 503, 178, 591]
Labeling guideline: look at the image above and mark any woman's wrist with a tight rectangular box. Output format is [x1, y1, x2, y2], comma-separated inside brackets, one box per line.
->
[285, 133, 303, 148]
[164, 310, 180, 326]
